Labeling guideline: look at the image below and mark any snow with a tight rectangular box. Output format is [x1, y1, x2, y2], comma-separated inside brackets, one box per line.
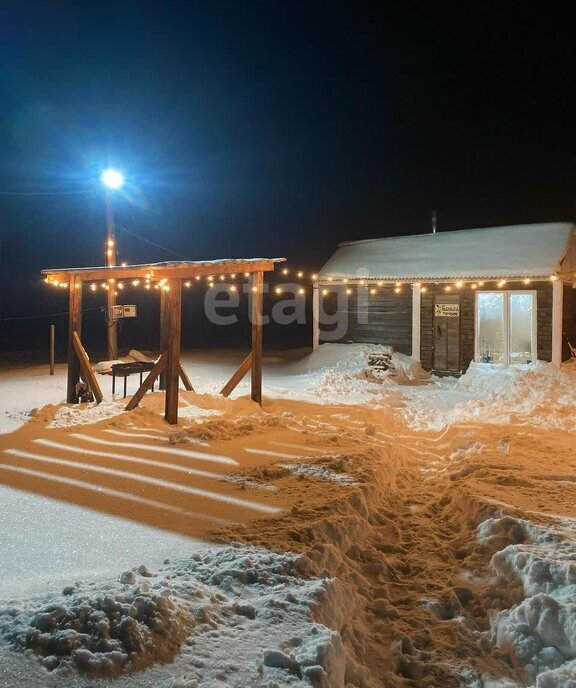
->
[2, 343, 576, 687]
[318, 222, 574, 280]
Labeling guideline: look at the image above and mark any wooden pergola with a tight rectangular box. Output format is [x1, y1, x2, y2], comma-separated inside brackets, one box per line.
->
[41, 258, 284, 424]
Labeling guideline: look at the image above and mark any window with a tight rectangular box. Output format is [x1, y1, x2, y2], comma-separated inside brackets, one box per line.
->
[476, 291, 536, 365]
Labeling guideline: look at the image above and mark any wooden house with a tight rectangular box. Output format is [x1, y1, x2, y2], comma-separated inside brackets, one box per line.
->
[314, 223, 576, 374]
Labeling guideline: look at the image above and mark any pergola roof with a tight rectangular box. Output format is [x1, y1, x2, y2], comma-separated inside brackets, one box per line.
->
[42, 258, 285, 282]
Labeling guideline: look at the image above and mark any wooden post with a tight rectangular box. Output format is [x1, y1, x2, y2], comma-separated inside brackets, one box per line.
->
[164, 280, 182, 424]
[411, 284, 421, 361]
[312, 283, 320, 351]
[66, 276, 83, 403]
[552, 278, 563, 367]
[49, 324, 55, 375]
[159, 288, 169, 390]
[251, 271, 264, 405]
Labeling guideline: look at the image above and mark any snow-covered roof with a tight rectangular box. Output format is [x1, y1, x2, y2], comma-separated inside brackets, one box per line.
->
[318, 223, 575, 281]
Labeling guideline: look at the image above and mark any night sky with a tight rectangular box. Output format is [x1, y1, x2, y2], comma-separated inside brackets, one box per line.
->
[1, 1, 575, 351]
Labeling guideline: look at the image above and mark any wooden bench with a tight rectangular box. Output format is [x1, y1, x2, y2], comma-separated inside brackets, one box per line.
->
[111, 361, 156, 398]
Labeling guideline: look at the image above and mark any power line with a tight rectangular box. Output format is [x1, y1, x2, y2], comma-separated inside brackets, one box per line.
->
[0, 306, 103, 322]
[117, 224, 192, 261]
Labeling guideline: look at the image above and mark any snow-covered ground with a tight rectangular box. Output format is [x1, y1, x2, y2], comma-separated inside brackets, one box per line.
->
[0, 344, 575, 687]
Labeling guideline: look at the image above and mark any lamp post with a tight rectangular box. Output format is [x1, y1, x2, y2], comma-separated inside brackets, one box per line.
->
[100, 168, 125, 360]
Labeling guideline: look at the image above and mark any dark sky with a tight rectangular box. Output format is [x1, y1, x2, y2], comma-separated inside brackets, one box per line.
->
[0, 1, 575, 344]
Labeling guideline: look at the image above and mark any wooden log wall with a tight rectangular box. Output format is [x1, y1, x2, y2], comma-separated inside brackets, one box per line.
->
[319, 285, 413, 355]
[321, 280, 558, 373]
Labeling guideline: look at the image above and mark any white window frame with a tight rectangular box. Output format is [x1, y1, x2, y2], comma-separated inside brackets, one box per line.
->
[474, 290, 537, 365]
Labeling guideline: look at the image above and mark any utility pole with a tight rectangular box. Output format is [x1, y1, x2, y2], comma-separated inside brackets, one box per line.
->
[105, 191, 118, 360]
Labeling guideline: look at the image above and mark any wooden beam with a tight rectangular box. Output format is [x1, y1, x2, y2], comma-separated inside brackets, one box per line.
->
[220, 352, 252, 397]
[552, 279, 563, 367]
[72, 332, 103, 403]
[179, 363, 194, 391]
[159, 288, 169, 390]
[411, 283, 421, 361]
[164, 279, 182, 424]
[42, 260, 280, 283]
[312, 284, 319, 350]
[251, 272, 264, 405]
[66, 275, 83, 403]
[125, 354, 167, 411]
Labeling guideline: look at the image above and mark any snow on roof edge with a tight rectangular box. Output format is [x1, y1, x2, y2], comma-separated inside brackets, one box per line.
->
[319, 222, 575, 280]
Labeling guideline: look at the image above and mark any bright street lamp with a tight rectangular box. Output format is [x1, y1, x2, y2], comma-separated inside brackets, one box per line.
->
[100, 168, 125, 190]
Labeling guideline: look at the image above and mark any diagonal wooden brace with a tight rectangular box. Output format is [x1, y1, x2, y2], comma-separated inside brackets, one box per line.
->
[179, 363, 194, 392]
[220, 352, 253, 397]
[126, 353, 167, 411]
[72, 332, 103, 404]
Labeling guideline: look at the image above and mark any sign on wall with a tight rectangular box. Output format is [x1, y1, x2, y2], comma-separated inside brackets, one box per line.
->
[435, 303, 460, 318]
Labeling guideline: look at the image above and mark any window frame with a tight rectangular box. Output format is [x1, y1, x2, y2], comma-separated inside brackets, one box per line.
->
[474, 289, 537, 365]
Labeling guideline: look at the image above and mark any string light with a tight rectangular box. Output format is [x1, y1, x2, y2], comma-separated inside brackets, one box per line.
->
[132, 279, 140, 286]
[421, 286, 427, 293]
[90, 283, 97, 292]
[275, 287, 283, 295]
[394, 286, 401, 293]
[184, 281, 191, 287]
[444, 285, 452, 292]
[359, 279, 365, 285]
[297, 271, 304, 278]
[471, 283, 477, 290]
[298, 288, 305, 295]
[282, 268, 289, 275]
[219, 275, 225, 281]
[497, 279, 506, 288]
[121, 262, 127, 268]
[230, 285, 237, 292]
[311, 274, 318, 280]
[455, 280, 463, 288]
[370, 288, 377, 295]
[395, 281, 401, 287]
[377, 281, 384, 287]
[523, 278, 531, 285]
[322, 288, 329, 296]
[107, 240, 114, 248]
[118, 282, 124, 290]
[145, 284, 151, 290]
[478, 280, 485, 286]
[549, 275, 557, 281]
[244, 272, 250, 278]
[230, 273, 236, 278]
[346, 288, 352, 295]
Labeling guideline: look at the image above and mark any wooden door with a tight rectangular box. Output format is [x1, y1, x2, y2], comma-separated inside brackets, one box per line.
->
[433, 295, 461, 372]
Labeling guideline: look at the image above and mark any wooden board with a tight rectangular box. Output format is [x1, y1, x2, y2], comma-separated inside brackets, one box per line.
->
[220, 353, 252, 397]
[43, 260, 280, 283]
[72, 332, 103, 404]
[125, 354, 167, 411]
[179, 363, 194, 391]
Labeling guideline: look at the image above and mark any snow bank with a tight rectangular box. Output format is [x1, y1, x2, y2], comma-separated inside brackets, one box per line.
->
[0, 545, 348, 686]
[282, 343, 429, 403]
[404, 360, 576, 431]
[478, 516, 576, 686]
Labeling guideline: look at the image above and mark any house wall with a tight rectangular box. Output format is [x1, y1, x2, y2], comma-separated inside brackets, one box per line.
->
[420, 281, 553, 372]
[563, 284, 576, 359]
[319, 285, 413, 354]
[320, 280, 567, 369]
